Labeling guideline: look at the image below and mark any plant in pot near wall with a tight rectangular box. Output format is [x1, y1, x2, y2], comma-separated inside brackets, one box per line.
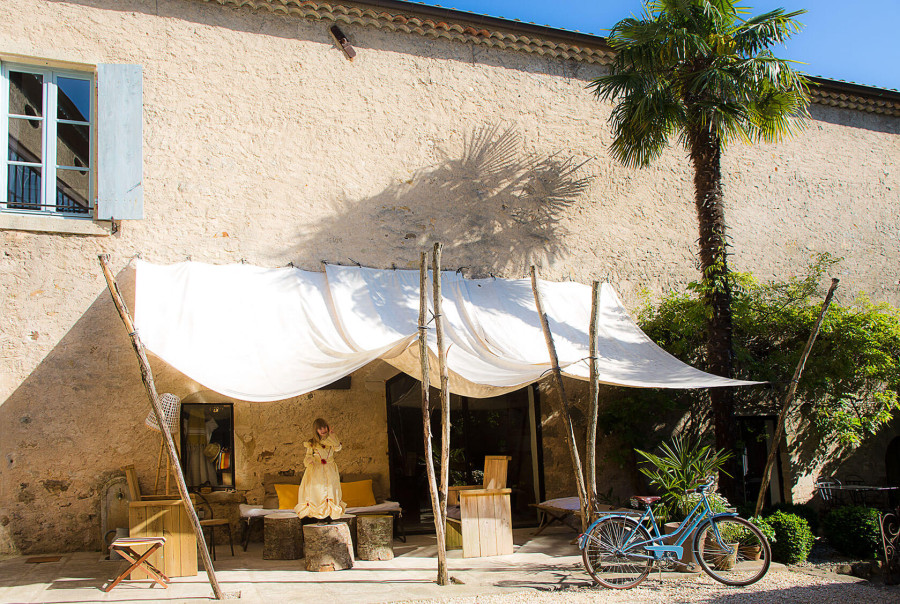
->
[739, 516, 776, 561]
[636, 435, 733, 568]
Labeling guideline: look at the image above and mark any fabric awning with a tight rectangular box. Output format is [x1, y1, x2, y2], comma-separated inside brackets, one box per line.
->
[134, 260, 759, 402]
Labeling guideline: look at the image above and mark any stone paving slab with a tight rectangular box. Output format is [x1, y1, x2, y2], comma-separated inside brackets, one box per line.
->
[0, 526, 870, 604]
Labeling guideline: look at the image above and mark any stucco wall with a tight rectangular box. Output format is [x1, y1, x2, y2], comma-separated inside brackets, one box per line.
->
[0, 0, 898, 554]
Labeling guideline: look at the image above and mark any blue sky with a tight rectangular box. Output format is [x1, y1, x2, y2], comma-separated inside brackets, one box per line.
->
[414, 1, 900, 91]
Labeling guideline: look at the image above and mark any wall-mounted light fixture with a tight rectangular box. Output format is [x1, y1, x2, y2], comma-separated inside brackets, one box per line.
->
[330, 25, 356, 61]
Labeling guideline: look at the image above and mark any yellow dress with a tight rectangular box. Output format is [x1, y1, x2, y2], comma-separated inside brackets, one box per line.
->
[294, 433, 346, 519]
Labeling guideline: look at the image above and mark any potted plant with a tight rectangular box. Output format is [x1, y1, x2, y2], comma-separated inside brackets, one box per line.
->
[738, 516, 775, 560]
[636, 435, 733, 569]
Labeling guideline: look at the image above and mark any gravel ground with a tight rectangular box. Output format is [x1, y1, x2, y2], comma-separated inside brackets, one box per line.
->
[399, 566, 899, 604]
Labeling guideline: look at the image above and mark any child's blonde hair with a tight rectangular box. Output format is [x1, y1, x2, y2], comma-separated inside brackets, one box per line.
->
[312, 418, 330, 443]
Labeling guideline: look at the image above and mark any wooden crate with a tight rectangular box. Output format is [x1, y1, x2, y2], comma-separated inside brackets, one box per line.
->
[458, 488, 513, 558]
[128, 499, 197, 578]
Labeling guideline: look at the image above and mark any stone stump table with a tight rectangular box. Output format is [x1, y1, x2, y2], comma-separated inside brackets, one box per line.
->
[303, 522, 354, 571]
[357, 514, 394, 561]
[263, 512, 303, 560]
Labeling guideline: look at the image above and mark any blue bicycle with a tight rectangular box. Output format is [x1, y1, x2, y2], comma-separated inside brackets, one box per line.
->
[579, 477, 771, 589]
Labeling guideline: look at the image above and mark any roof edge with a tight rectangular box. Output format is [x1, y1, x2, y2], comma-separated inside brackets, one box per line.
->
[198, 0, 900, 117]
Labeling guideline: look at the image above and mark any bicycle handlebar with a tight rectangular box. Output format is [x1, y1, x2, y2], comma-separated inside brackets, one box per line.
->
[684, 476, 716, 495]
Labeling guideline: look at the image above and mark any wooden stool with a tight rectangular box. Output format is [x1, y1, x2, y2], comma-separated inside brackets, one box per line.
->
[357, 514, 394, 561]
[264, 512, 303, 560]
[303, 522, 354, 571]
[104, 537, 170, 592]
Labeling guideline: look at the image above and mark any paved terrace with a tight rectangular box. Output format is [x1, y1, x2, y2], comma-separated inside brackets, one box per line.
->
[0, 527, 894, 603]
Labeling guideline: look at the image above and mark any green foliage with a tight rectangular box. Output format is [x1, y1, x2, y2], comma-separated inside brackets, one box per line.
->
[822, 506, 882, 559]
[589, 0, 809, 169]
[600, 255, 900, 449]
[747, 516, 777, 544]
[765, 511, 815, 563]
[768, 503, 820, 535]
[635, 435, 731, 520]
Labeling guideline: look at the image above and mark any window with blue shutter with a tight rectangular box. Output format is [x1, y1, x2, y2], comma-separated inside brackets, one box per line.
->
[0, 61, 143, 225]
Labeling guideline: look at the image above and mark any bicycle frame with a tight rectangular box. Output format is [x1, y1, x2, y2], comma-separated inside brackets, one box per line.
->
[579, 489, 737, 561]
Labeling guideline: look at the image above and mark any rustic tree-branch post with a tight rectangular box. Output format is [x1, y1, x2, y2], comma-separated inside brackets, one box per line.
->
[419, 253, 448, 585]
[754, 278, 839, 516]
[98, 254, 223, 600]
[530, 266, 588, 530]
[432, 244, 451, 557]
[587, 281, 601, 519]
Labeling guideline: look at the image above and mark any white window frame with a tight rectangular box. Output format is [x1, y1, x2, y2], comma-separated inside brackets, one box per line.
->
[1, 62, 95, 219]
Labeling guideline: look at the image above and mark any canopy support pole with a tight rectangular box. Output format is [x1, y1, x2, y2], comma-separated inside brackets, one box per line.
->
[98, 254, 224, 600]
[419, 253, 448, 585]
[530, 266, 589, 531]
[754, 278, 839, 517]
[432, 244, 451, 584]
[587, 281, 601, 521]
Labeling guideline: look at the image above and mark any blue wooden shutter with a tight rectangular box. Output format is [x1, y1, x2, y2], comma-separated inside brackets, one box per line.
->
[96, 64, 143, 220]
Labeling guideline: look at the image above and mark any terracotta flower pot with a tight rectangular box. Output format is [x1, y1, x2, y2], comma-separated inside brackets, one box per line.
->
[740, 544, 762, 561]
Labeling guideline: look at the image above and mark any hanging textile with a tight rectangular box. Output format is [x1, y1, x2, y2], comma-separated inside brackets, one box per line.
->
[134, 260, 760, 402]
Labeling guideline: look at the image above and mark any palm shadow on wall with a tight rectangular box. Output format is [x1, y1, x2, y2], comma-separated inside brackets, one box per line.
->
[292, 125, 592, 276]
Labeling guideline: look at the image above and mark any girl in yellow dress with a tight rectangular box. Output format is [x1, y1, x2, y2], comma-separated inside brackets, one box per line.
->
[294, 418, 346, 520]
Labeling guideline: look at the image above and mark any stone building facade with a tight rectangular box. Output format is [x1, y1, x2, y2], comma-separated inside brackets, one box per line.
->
[1, 0, 898, 555]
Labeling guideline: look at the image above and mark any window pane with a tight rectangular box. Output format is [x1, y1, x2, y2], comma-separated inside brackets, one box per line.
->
[56, 168, 90, 213]
[57, 123, 90, 168]
[8, 71, 43, 117]
[7, 164, 41, 210]
[9, 117, 42, 162]
[57, 77, 90, 122]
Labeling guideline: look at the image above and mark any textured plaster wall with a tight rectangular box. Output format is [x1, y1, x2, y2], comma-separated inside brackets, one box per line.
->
[0, 0, 898, 553]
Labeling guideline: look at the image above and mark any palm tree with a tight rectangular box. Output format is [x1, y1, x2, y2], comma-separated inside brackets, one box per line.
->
[589, 0, 809, 498]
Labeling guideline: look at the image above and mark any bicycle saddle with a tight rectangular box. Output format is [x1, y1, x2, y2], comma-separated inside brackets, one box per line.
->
[630, 495, 661, 508]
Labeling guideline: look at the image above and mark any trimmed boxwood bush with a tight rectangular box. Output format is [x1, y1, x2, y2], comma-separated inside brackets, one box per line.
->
[765, 511, 815, 563]
[769, 503, 820, 535]
[822, 506, 882, 559]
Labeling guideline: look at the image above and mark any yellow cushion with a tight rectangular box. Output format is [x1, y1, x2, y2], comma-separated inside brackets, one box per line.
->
[341, 479, 377, 508]
[274, 483, 300, 510]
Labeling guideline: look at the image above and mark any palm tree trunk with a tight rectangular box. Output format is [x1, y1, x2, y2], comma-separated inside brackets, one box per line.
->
[689, 125, 739, 501]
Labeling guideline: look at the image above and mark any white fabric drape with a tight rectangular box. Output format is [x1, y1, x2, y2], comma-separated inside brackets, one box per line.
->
[134, 260, 759, 402]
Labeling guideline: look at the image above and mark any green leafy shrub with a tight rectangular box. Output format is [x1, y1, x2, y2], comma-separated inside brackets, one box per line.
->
[598, 256, 900, 450]
[822, 506, 882, 559]
[747, 516, 777, 544]
[766, 511, 815, 563]
[768, 503, 820, 535]
[635, 435, 732, 521]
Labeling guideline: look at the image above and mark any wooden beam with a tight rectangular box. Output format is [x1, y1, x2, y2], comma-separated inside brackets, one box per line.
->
[587, 281, 600, 521]
[432, 243, 450, 585]
[530, 266, 588, 531]
[418, 253, 448, 585]
[98, 254, 223, 600]
[754, 278, 839, 517]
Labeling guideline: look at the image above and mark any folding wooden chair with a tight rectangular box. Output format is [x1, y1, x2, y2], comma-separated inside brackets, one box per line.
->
[104, 537, 170, 592]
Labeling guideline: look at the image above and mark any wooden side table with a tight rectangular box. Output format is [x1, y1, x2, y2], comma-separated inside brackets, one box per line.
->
[263, 512, 303, 560]
[128, 499, 198, 578]
[357, 514, 393, 560]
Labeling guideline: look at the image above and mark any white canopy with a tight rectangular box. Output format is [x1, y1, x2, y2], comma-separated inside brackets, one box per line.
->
[134, 260, 759, 402]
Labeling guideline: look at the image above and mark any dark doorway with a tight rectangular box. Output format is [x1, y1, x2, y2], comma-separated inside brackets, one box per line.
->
[385, 374, 543, 532]
[738, 416, 783, 508]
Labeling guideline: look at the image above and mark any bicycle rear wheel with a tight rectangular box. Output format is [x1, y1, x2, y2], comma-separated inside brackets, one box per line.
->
[582, 517, 653, 589]
[694, 516, 771, 586]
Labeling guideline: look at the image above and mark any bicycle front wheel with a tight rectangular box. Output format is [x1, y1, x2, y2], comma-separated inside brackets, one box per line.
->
[582, 517, 653, 589]
[694, 516, 771, 586]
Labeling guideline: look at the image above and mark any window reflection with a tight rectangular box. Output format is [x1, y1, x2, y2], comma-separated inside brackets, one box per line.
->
[57, 77, 90, 122]
[8, 71, 43, 117]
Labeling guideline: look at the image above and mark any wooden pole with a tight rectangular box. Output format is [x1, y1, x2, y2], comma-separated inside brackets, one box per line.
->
[530, 266, 588, 531]
[587, 281, 601, 521]
[432, 243, 451, 584]
[419, 253, 448, 585]
[98, 254, 224, 600]
[754, 278, 839, 517]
